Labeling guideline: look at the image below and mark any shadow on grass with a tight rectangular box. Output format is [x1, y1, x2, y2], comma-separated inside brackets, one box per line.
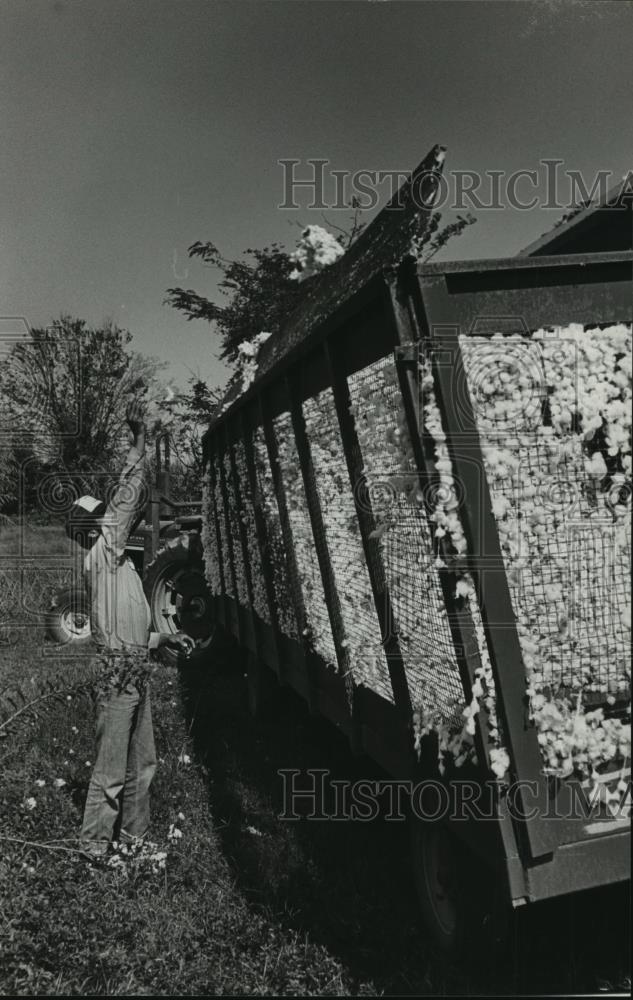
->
[178, 630, 630, 996]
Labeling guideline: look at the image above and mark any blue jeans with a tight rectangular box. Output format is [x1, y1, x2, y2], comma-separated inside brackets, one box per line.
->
[81, 682, 157, 852]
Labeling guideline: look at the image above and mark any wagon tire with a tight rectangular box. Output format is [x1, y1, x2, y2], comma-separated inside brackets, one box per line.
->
[410, 819, 509, 963]
[143, 530, 215, 667]
[46, 587, 92, 646]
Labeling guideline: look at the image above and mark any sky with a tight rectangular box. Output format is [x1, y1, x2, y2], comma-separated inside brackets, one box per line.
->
[1, 0, 631, 391]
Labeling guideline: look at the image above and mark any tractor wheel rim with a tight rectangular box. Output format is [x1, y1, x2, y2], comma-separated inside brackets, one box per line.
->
[152, 568, 212, 637]
[61, 609, 91, 639]
[181, 595, 207, 620]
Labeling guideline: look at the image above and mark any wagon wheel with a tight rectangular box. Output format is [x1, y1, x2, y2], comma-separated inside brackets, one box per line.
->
[46, 587, 92, 647]
[411, 820, 463, 952]
[143, 531, 215, 666]
[410, 819, 509, 961]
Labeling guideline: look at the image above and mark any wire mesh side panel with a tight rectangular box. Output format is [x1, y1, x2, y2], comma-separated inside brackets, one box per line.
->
[273, 411, 337, 667]
[296, 388, 395, 704]
[252, 426, 299, 639]
[222, 452, 249, 608]
[459, 324, 631, 709]
[201, 462, 223, 596]
[348, 355, 465, 725]
[213, 453, 233, 598]
[232, 436, 270, 623]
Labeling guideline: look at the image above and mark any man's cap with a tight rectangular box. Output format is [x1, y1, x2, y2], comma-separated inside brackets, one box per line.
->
[66, 495, 106, 531]
[73, 495, 105, 515]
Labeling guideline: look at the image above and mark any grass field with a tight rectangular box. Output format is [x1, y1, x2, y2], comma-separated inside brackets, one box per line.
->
[0, 520, 630, 994]
[0, 516, 74, 559]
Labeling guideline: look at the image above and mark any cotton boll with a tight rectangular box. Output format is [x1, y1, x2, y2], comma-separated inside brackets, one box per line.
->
[289, 226, 345, 282]
[492, 495, 510, 519]
[455, 578, 473, 599]
[489, 747, 510, 779]
[586, 452, 608, 479]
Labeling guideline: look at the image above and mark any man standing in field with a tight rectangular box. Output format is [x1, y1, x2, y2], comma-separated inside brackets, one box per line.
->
[66, 399, 190, 858]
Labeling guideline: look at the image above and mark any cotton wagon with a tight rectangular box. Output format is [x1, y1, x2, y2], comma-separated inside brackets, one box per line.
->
[200, 145, 632, 951]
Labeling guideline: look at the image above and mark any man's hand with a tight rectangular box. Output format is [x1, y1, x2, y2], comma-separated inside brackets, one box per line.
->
[126, 399, 146, 441]
[158, 633, 194, 658]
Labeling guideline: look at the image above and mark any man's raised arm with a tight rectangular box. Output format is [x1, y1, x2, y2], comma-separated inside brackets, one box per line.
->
[101, 399, 147, 557]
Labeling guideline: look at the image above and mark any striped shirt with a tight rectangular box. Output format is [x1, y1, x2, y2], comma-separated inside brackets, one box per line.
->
[83, 445, 153, 651]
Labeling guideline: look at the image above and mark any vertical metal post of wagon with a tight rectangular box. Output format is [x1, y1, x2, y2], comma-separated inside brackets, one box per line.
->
[285, 371, 363, 755]
[224, 419, 258, 656]
[323, 340, 413, 725]
[383, 268, 492, 776]
[239, 404, 284, 681]
[259, 392, 320, 714]
[408, 267, 559, 860]
[385, 267, 534, 877]
[216, 429, 242, 645]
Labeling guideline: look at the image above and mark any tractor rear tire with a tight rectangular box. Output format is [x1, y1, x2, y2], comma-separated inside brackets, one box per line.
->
[143, 530, 215, 666]
[46, 587, 92, 647]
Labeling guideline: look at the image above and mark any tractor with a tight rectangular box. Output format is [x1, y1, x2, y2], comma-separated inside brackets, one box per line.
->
[46, 432, 215, 663]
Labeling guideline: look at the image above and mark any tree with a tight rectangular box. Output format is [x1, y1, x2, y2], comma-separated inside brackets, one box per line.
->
[166, 242, 305, 365]
[165, 205, 476, 499]
[153, 377, 224, 503]
[416, 210, 477, 261]
[165, 207, 476, 371]
[0, 316, 166, 513]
